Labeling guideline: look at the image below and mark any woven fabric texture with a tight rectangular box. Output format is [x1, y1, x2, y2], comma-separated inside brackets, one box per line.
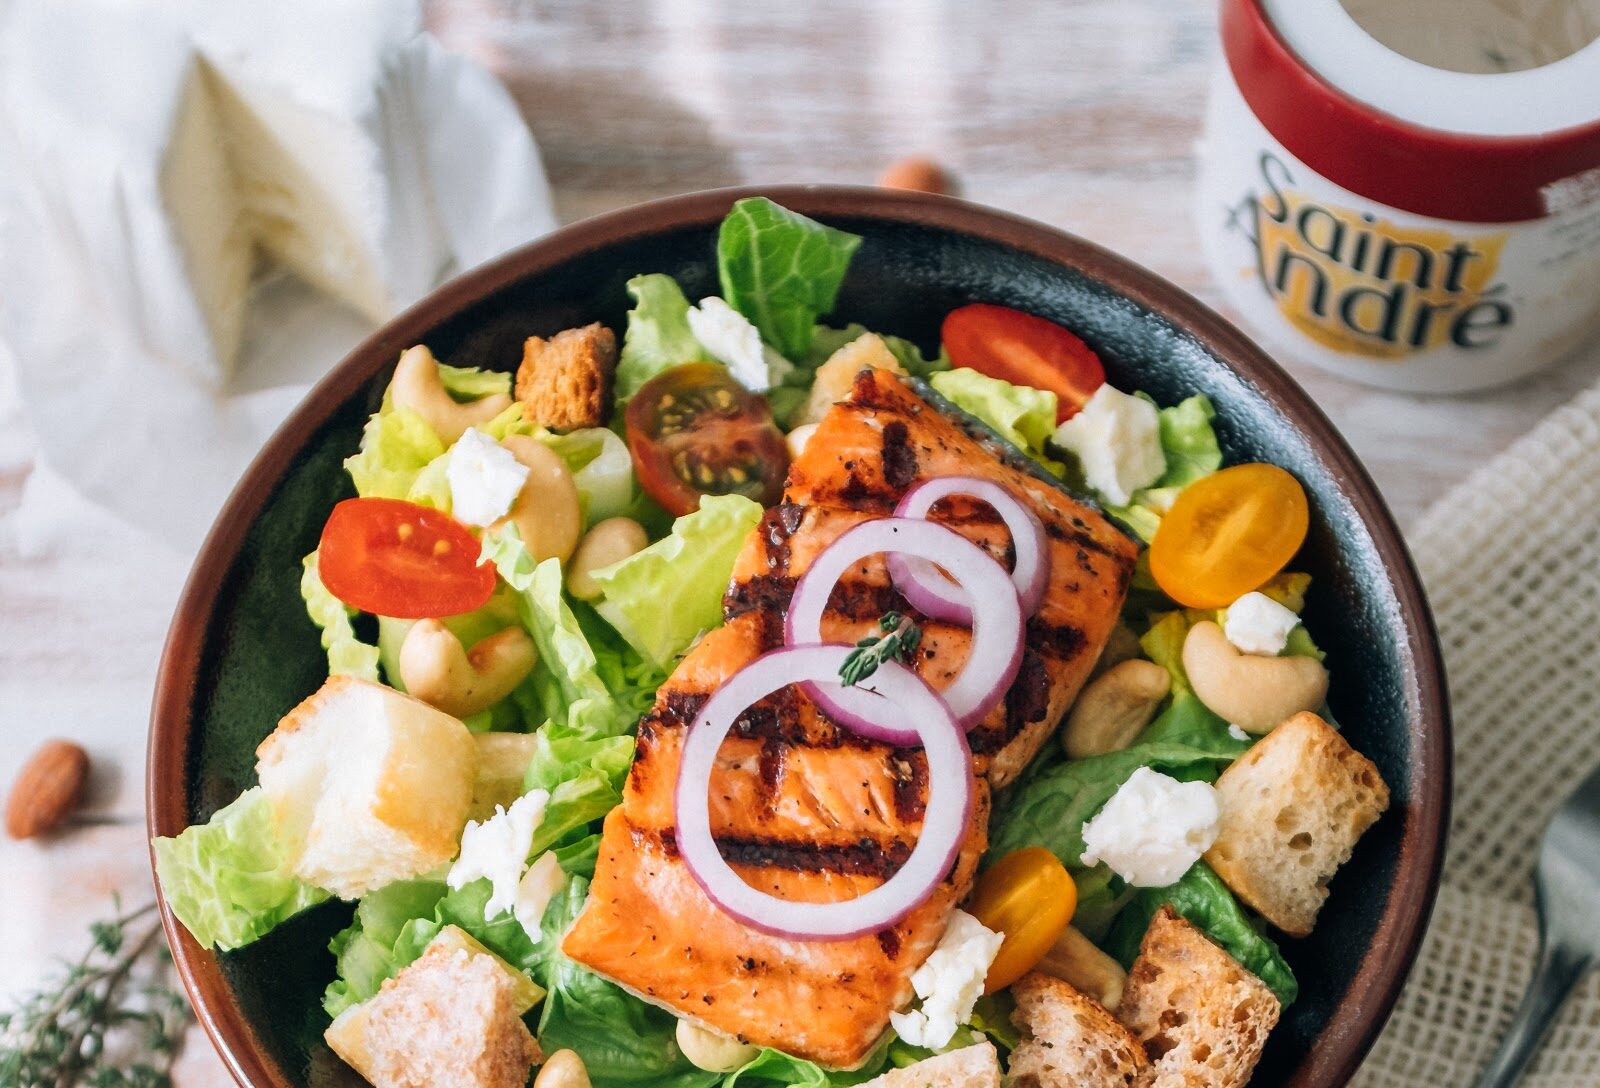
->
[1355, 386, 1600, 1087]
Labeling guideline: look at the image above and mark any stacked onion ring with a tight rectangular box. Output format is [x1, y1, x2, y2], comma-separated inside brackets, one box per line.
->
[675, 477, 1050, 939]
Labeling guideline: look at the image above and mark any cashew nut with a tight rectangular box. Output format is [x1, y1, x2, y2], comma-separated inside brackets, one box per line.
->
[1036, 925, 1128, 1011]
[566, 517, 649, 600]
[534, 1050, 590, 1088]
[675, 1020, 760, 1073]
[1182, 620, 1329, 734]
[1063, 659, 1171, 759]
[493, 435, 582, 564]
[390, 345, 513, 444]
[398, 621, 537, 719]
[1088, 622, 1142, 680]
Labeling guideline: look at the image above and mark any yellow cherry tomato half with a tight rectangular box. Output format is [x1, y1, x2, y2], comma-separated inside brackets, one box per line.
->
[1148, 463, 1310, 609]
[966, 847, 1077, 994]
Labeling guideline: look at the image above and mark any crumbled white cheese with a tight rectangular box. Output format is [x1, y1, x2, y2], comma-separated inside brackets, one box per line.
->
[446, 428, 528, 526]
[888, 910, 1004, 1049]
[512, 850, 568, 940]
[1080, 768, 1220, 888]
[1228, 723, 1252, 742]
[1052, 385, 1166, 506]
[786, 423, 819, 460]
[686, 296, 793, 392]
[1222, 591, 1301, 656]
[447, 789, 549, 920]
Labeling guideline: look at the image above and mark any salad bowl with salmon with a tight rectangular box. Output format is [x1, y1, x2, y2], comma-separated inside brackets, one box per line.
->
[148, 188, 1448, 1088]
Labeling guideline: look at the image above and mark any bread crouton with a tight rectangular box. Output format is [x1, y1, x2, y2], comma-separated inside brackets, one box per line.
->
[857, 1040, 1000, 1088]
[1203, 711, 1390, 936]
[255, 676, 477, 899]
[1007, 972, 1148, 1088]
[1117, 908, 1279, 1088]
[792, 333, 905, 427]
[324, 942, 543, 1088]
[516, 323, 617, 431]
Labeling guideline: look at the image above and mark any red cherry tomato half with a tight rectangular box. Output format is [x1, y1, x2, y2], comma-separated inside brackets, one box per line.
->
[625, 363, 790, 517]
[317, 497, 497, 619]
[941, 304, 1106, 422]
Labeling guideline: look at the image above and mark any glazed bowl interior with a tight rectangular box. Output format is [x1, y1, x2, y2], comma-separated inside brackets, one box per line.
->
[149, 186, 1448, 1088]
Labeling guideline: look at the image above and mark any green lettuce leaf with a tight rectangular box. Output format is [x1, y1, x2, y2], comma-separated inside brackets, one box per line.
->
[616, 274, 710, 403]
[1105, 862, 1298, 1007]
[544, 427, 637, 525]
[723, 1043, 892, 1087]
[153, 788, 329, 952]
[929, 368, 1064, 475]
[343, 361, 513, 499]
[344, 406, 447, 499]
[533, 879, 719, 1088]
[1152, 394, 1223, 489]
[717, 198, 862, 360]
[1106, 394, 1223, 542]
[591, 494, 763, 667]
[300, 551, 379, 681]
[987, 689, 1245, 869]
[323, 879, 448, 1016]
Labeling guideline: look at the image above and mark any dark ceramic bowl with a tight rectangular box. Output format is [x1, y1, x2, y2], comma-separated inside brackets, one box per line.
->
[148, 186, 1449, 1088]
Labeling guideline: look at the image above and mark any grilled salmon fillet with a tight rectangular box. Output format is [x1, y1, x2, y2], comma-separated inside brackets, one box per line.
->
[562, 369, 1137, 1067]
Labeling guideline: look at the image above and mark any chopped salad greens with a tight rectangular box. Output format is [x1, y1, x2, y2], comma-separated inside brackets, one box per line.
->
[153, 197, 1379, 1088]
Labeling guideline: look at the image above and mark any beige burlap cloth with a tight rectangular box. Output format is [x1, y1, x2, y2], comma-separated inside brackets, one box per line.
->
[1353, 386, 1600, 1087]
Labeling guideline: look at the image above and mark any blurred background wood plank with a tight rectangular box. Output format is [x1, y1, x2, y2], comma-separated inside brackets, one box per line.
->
[2, 1, 1598, 1082]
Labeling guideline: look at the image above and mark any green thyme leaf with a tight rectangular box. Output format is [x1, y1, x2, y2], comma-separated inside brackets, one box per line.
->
[839, 612, 923, 688]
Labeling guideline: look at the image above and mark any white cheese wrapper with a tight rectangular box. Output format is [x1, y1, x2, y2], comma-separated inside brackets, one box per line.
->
[0, 3, 556, 551]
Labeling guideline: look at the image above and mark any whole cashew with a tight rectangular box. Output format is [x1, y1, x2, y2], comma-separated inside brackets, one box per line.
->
[1036, 925, 1129, 1011]
[1063, 658, 1170, 758]
[493, 436, 582, 564]
[566, 517, 649, 601]
[534, 1050, 590, 1088]
[390, 345, 513, 444]
[1182, 620, 1329, 734]
[675, 1020, 760, 1073]
[398, 621, 537, 719]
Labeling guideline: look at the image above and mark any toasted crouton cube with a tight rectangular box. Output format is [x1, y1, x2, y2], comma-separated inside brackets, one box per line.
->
[857, 1040, 1000, 1088]
[1118, 908, 1279, 1088]
[256, 676, 477, 899]
[792, 333, 906, 427]
[1007, 972, 1148, 1088]
[324, 942, 544, 1088]
[515, 323, 617, 431]
[1203, 711, 1390, 936]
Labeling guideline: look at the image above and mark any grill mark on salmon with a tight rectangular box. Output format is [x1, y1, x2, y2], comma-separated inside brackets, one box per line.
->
[655, 827, 914, 879]
[563, 371, 1137, 1068]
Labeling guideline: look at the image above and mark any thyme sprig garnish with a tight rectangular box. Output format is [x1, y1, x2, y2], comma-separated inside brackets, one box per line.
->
[840, 611, 923, 687]
[0, 898, 189, 1088]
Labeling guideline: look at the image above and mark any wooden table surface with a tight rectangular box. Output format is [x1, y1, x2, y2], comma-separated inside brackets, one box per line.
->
[3, 1, 1598, 1083]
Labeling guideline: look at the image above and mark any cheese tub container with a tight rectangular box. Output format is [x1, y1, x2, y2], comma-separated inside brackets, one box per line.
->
[1197, 0, 1600, 393]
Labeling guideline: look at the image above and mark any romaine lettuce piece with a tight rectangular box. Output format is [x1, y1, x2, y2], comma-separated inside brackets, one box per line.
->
[616, 274, 710, 403]
[591, 494, 763, 667]
[717, 198, 862, 361]
[152, 787, 329, 952]
[543, 427, 636, 525]
[344, 407, 447, 500]
[929, 368, 1064, 475]
[300, 551, 380, 681]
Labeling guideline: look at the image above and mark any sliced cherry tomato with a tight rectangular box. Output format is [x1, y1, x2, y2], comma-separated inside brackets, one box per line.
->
[318, 497, 496, 619]
[1148, 463, 1310, 609]
[625, 363, 789, 517]
[967, 847, 1077, 994]
[941, 304, 1106, 422]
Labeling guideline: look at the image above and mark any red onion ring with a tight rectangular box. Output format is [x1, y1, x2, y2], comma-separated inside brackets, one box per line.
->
[674, 644, 972, 940]
[785, 517, 1023, 742]
[887, 477, 1050, 624]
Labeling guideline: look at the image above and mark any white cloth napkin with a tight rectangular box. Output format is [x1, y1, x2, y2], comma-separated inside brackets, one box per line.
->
[0, 6, 556, 552]
[1355, 386, 1600, 1086]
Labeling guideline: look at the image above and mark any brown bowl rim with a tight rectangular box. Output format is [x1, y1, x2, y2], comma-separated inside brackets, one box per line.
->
[146, 184, 1450, 1088]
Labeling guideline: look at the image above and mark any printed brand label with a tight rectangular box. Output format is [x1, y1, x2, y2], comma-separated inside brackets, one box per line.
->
[1197, 68, 1600, 393]
[1226, 154, 1513, 360]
